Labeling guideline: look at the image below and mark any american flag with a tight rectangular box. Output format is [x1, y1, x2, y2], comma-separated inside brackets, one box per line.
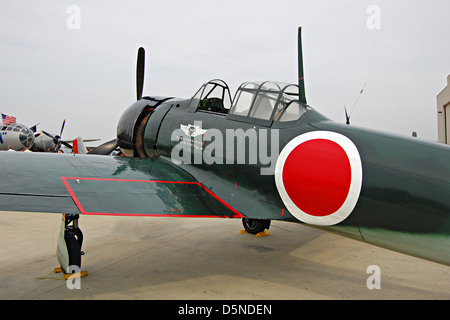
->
[2, 113, 16, 125]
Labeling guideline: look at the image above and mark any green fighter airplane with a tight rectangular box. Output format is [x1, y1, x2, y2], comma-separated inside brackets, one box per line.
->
[0, 28, 449, 274]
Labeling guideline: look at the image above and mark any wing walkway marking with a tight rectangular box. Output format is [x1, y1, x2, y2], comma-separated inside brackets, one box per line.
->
[60, 177, 243, 218]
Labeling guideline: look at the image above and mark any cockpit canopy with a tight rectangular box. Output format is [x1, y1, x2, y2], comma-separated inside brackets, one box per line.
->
[190, 80, 308, 126]
[228, 81, 306, 126]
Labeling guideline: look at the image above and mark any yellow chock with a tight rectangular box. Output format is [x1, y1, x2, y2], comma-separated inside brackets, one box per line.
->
[63, 271, 88, 280]
[53, 267, 88, 278]
[239, 229, 269, 237]
[256, 230, 270, 237]
[37, 267, 87, 281]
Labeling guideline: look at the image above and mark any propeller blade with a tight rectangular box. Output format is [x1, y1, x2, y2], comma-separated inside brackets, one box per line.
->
[136, 47, 145, 100]
[87, 139, 118, 155]
[41, 130, 56, 140]
[298, 27, 307, 105]
[59, 119, 66, 137]
[53, 141, 62, 153]
[80, 139, 101, 143]
[61, 140, 73, 149]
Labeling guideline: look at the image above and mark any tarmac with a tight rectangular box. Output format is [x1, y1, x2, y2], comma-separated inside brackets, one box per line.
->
[0, 211, 449, 300]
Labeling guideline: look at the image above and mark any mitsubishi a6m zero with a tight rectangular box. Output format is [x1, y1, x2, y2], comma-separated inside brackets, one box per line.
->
[0, 28, 449, 274]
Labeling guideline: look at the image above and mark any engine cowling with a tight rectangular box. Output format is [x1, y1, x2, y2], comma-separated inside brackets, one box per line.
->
[117, 97, 172, 157]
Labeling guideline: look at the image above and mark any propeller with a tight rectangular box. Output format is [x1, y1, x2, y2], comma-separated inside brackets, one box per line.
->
[41, 119, 73, 152]
[298, 27, 307, 105]
[87, 139, 118, 155]
[136, 47, 145, 100]
[89, 47, 144, 156]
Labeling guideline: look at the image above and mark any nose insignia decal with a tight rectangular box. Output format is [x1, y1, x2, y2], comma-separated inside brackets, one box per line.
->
[275, 131, 363, 226]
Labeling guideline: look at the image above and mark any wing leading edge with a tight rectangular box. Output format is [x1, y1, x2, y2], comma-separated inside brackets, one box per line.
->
[0, 152, 242, 218]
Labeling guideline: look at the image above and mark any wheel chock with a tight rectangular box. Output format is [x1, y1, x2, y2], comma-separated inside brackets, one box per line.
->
[54, 267, 88, 279]
[239, 229, 269, 237]
[53, 267, 64, 273]
[63, 270, 88, 280]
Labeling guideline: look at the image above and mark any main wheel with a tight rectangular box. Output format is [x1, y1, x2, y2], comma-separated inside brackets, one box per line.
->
[242, 218, 271, 234]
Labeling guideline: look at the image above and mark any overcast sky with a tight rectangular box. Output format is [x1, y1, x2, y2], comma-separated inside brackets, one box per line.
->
[1, 0, 449, 144]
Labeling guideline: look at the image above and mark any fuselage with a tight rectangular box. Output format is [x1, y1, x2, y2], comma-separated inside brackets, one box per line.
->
[117, 80, 450, 266]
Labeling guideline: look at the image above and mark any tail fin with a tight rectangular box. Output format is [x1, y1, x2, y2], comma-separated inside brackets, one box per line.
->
[72, 137, 87, 154]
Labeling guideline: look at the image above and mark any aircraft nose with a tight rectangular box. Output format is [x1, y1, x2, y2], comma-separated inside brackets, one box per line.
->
[20, 129, 35, 149]
[274, 131, 363, 226]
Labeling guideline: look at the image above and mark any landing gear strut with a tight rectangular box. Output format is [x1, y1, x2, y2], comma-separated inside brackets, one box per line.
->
[241, 218, 271, 235]
[56, 214, 84, 274]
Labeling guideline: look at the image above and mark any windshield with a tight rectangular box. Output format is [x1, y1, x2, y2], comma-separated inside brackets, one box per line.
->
[190, 79, 232, 114]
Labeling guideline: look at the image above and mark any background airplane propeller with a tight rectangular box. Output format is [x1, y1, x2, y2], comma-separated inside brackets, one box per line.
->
[41, 119, 73, 152]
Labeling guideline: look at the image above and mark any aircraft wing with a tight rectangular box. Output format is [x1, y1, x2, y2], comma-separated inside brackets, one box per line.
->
[0, 152, 242, 218]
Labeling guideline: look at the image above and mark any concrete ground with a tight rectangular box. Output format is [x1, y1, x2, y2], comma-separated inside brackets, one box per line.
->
[0, 211, 449, 300]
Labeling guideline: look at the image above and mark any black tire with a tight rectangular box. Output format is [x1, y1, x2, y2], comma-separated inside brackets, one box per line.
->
[242, 218, 271, 234]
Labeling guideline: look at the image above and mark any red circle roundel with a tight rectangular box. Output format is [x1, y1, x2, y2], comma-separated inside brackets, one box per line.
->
[275, 131, 363, 226]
